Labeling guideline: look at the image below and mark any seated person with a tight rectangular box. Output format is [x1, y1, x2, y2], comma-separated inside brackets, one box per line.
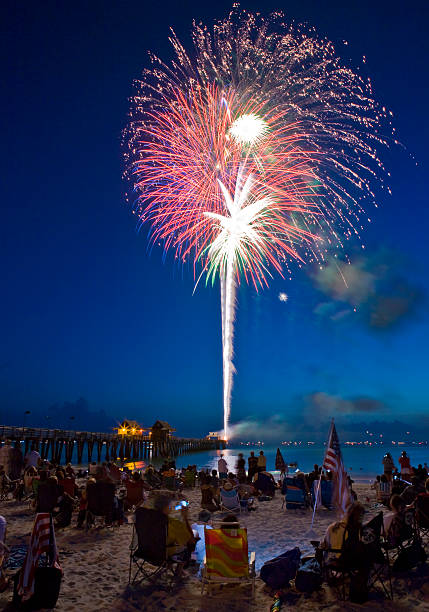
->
[384, 494, 409, 547]
[153, 494, 196, 563]
[108, 462, 122, 483]
[124, 471, 149, 510]
[253, 471, 276, 497]
[200, 473, 220, 512]
[144, 465, 161, 489]
[210, 470, 219, 489]
[415, 478, 429, 526]
[65, 463, 76, 478]
[191, 509, 212, 564]
[55, 492, 74, 528]
[227, 472, 239, 487]
[220, 514, 240, 530]
[77, 478, 96, 528]
[23, 466, 37, 495]
[58, 474, 77, 498]
[37, 475, 62, 513]
[322, 502, 366, 565]
[401, 476, 424, 505]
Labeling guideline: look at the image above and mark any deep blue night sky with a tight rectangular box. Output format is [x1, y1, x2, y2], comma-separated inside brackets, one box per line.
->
[1, 1, 428, 439]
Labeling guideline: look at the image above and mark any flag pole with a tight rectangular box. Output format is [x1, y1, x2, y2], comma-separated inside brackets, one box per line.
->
[305, 418, 334, 538]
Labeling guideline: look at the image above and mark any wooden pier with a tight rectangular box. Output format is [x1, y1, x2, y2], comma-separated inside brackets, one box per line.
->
[0, 426, 226, 465]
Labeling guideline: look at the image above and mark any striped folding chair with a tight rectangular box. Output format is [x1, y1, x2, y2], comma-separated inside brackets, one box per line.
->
[201, 526, 255, 598]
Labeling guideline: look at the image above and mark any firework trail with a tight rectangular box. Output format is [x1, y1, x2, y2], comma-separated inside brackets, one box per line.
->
[125, 8, 392, 440]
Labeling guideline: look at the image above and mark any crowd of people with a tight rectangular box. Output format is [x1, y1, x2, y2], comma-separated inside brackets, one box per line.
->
[0, 442, 428, 605]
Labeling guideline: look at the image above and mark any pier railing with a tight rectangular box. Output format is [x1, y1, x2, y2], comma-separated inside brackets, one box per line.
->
[0, 426, 225, 465]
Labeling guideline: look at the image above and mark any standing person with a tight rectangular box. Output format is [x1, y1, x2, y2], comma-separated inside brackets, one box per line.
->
[398, 451, 411, 478]
[217, 454, 228, 481]
[24, 447, 40, 470]
[257, 450, 266, 473]
[382, 452, 395, 482]
[247, 451, 258, 483]
[236, 453, 246, 483]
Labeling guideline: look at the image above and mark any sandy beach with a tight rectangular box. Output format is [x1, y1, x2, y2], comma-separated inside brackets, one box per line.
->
[1, 482, 428, 611]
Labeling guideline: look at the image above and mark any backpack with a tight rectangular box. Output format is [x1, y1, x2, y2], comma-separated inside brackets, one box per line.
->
[295, 557, 322, 593]
[260, 547, 301, 589]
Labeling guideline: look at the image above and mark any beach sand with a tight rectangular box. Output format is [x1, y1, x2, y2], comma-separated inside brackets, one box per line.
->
[1, 483, 428, 611]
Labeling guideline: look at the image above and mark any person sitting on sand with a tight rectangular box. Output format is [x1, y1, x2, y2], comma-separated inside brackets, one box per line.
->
[210, 469, 219, 490]
[153, 493, 196, 563]
[253, 471, 276, 497]
[200, 473, 220, 512]
[227, 472, 239, 487]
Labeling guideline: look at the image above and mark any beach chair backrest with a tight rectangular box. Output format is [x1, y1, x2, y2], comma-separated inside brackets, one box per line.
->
[220, 488, 239, 509]
[204, 527, 249, 578]
[87, 481, 115, 516]
[284, 480, 305, 504]
[134, 507, 167, 565]
[416, 495, 429, 528]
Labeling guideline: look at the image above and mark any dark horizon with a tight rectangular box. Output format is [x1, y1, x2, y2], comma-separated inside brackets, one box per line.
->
[1, 1, 428, 440]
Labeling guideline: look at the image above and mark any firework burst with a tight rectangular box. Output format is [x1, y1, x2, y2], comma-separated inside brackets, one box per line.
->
[125, 8, 392, 439]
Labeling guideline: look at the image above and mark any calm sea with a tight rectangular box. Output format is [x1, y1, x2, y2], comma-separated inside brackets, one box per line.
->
[169, 445, 429, 482]
[68, 444, 428, 481]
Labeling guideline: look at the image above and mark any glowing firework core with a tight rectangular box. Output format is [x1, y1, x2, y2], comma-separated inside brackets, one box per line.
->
[229, 113, 269, 146]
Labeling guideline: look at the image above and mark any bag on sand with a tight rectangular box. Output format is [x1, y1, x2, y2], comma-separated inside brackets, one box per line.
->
[13, 567, 62, 610]
[295, 557, 322, 593]
[260, 547, 301, 589]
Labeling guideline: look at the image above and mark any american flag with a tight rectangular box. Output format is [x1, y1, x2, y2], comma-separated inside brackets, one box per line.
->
[18, 513, 61, 598]
[323, 421, 352, 514]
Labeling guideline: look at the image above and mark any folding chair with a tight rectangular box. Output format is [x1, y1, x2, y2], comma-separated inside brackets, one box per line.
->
[376, 481, 392, 505]
[282, 477, 307, 509]
[220, 488, 241, 513]
[383, 507, 417, 566]
[313, 512, 392, 602]
[362, 512, 393, 599]
[128, 507, 183, 585]
[415, 495, 429, 541]
[201, 526, 256, 598]
[86, 481, 116, 529]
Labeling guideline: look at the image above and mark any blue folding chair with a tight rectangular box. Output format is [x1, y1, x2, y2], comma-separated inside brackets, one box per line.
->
[282, 477, 307, 509]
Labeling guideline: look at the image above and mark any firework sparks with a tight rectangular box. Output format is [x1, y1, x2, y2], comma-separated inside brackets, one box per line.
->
[125, 8, 391, 440]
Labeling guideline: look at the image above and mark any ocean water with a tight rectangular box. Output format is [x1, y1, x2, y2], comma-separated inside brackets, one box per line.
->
[169, 445, 429, 481]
